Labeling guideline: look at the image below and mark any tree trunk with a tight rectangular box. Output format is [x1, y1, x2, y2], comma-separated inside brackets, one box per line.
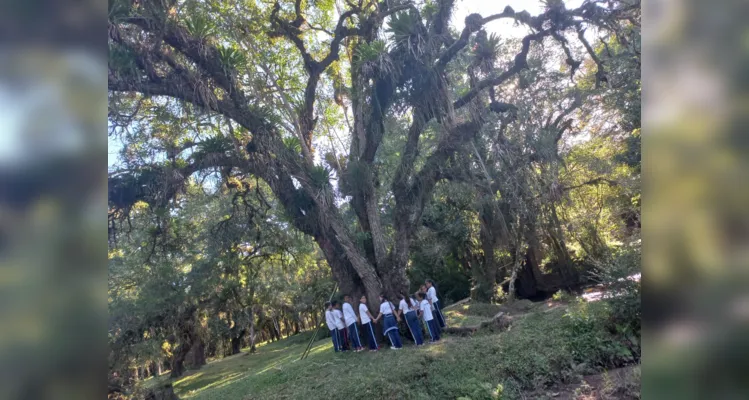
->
[170, 342, 190, 378]
[230, 334, 243, 355]
[189, 337, 206, 368]
[316, 230, 382, 310]
[248, 307, 257, 353]
[474, 204, 503, 302]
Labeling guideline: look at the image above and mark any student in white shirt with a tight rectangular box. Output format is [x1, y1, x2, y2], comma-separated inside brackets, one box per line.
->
[425, 279, 446, 328]
[374, 294, 403, 350]
[343, 295, 364, 352]
[397, 292, 424, 346]
[358, 295, 379, 351]
[331, 300, 348, 351]
[324, 301, 341, 352]
[417, 291, 441, 342]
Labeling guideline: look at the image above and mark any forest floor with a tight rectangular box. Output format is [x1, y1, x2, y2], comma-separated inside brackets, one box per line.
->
[140, 297, 640, 400]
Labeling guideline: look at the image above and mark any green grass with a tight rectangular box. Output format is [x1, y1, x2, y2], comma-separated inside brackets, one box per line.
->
[142, 300, 638, 400]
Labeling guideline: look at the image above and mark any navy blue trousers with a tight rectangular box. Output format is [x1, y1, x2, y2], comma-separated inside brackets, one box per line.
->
[424, 319, 441, 342]
[347, 322, 363, 349]
[362, 321, 379, 350]
[382, 314, 403, 348]
[331, 328, 345, 352]
[404, 311, 424, 345]
[433, 300, 446, 328]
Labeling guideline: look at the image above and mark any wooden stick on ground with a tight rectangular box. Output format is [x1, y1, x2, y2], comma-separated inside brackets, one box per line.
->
[300, 282, 338, 360]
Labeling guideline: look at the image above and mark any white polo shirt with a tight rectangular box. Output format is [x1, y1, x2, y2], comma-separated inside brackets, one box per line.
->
[342, 302, 357, 326]
[420, 299, 434, 321]
[427, 286, 439, 304]
[325, 309, 336, 330]
[379, 301, 396, 315]
[399, 298, 416, 314]
[359, 303, 371, 324]
[333, 309, 346, 330]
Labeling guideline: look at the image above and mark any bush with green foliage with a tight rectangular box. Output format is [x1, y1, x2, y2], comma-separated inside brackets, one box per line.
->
[590, 243, 642, 357]
[562, 299, 636, 371]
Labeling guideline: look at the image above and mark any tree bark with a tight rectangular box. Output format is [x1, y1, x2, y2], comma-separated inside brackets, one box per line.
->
[170, 342, 190, 378]
[195, 338, 207, 367]
[230, 330, 244, 355]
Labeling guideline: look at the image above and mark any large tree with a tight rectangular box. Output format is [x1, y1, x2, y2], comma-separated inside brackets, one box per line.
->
[108, 0, 639, 306]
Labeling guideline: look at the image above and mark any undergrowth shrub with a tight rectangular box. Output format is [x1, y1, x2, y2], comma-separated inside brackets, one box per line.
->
[590, 244, 642, 359]
[562, 300, 635, 370]
[552, 290, 574, 302]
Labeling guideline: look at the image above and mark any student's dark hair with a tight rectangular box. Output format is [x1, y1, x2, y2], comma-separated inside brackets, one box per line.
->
[400, 292, 413, 308]
[324, 301, 331, 308]
[417, 292, 426, 300]
[331, 300, 339, 307]
[426, 278, 435, 287]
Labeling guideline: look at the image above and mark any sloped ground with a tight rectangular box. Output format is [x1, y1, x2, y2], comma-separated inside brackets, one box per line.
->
[139, 298, 639, 400]
[527, 366, 641, 400]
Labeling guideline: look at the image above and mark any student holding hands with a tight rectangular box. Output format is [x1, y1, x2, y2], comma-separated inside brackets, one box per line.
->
[374, 294, 403, 350]
[358, 295, 379, 352]
[343, 295, 364, 352]
[398, 292, 424, 346]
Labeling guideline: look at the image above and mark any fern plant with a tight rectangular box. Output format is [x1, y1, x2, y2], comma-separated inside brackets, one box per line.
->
[217, 46, 247, 71]
[387, 12, 427, 56]
[472, 31, 501, 73]
[353, 40, 393, 77]
[309, 165, 332, 189]
[185, 14, 217, 40]
[283, 137, 302, 154]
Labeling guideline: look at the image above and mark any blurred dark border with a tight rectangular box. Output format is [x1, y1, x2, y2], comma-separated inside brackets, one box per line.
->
[642, 0, 749, 398]
[0, 1, 107, 399]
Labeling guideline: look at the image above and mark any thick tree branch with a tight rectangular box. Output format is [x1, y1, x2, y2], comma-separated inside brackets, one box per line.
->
[453, 29, 551, 109]
[436, 8, 517, 68]
[563, 178, 619, 192]
[576, 24, 607, 88]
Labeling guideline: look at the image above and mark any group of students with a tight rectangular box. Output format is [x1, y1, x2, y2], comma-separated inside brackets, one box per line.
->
[324, 279, 447, 352]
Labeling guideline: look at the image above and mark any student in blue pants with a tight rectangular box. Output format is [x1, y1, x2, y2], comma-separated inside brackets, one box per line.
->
[343, 295, 364, 352]
[426, 279, 446, 328]
[375, 294, 403, 350]
[331, 300, 347, 351]
[397, 292, 424, 346]
[418, 292, 441, 343]
[358, 295, 379, 352]
[324, 301, 341, 352]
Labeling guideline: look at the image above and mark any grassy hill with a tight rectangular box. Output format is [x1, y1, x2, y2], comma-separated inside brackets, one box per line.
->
[141, 299, 639, 400]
